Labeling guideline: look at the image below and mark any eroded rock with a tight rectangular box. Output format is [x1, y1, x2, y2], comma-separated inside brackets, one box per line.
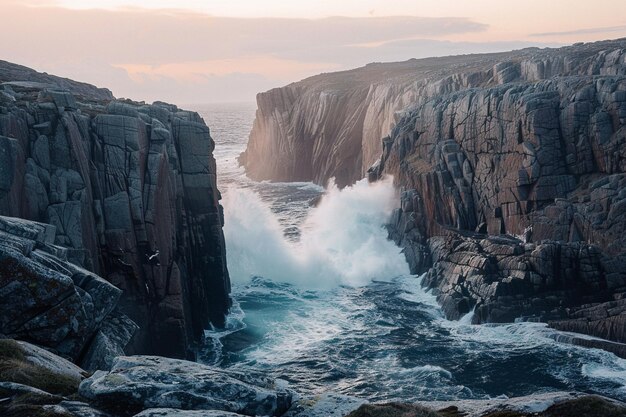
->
[79, 356, 292, 417]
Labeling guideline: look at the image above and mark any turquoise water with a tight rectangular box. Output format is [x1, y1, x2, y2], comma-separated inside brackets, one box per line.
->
[192, 102, 626, 403]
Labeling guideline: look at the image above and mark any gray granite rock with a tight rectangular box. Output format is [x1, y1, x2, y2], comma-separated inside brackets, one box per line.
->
[0, 66, 231, 359]
[133, 409, 245, 417]
[283, 393, 367, 417]
[79, 356, 292, 416]
[0, 215, 131, 362]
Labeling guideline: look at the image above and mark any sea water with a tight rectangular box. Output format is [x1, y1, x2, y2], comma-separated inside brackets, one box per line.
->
[192, 102, 626, 403]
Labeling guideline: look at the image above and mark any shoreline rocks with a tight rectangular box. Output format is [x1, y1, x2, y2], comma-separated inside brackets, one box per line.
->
[242, 37, 626, 353]
[1, 338, 625, 417]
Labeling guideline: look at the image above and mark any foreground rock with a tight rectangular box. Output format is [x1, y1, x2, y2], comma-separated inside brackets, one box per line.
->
[79, 356, 293, 416]
[0, 63, 231, 358]
[1, 342, 623, 417]
[349, 393, 626, 417]
[0, 339, 84, 396]
[0, 215, 136, 367]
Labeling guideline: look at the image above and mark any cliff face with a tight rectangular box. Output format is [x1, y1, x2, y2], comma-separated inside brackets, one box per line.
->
[0, 63, 230, 360]
[374, 42, 626, 354]
[244, 39, 626, 355]
[243, 39, 626, 188]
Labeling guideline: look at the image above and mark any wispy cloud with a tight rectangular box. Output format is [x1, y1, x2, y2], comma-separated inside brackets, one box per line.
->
[531, 25, 626, 38]
[0, 2, 495, 102]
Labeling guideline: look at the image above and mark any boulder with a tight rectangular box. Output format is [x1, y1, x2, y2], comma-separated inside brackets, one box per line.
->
[283, 393, 367, 417]
[133, 409, 245, 417]
[0, 339, 84, 396]
[79, 356, 292, 416]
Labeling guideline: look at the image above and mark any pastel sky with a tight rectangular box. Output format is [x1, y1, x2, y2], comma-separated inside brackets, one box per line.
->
[2, 0, 626, 103]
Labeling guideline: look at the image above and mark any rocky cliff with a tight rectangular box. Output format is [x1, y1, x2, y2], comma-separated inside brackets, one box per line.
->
[242, 39, 626, 188]
[244, 38, 626, 355]
[0, 62, 230, 361]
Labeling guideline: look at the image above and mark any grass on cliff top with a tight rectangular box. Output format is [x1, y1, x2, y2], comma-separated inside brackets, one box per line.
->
[0, 339, 80, 396]
[347, 396, 626, 417]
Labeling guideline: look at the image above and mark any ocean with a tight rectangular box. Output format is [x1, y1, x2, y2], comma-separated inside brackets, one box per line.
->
[191, 102, 626, 403]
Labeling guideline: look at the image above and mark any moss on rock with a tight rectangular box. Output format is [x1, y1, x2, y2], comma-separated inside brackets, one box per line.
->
[0, 340, 80, 396]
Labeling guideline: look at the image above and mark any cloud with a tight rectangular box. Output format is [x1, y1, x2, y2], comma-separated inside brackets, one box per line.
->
[0, 2, 495, 102]
[531, 25, 626, 38]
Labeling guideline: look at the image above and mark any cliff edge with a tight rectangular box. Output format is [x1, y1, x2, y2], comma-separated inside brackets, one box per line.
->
[243, 38, 626, 356]
[0, 61, 230, 361]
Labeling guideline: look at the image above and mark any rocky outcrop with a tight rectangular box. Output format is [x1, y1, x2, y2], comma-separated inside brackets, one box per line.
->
[378, 45, 626, 349]
[2, 338, 624, 417]
[243, 38, 626, 351]
[0, 60, 113, 102]
[0, 63, 230, 360]
[0, 216, 133, 367]
[79, 356, 293, 417]
[0, 340, 292, 417]
[242, 38, 626, 187]
[348, 394, 626, 417]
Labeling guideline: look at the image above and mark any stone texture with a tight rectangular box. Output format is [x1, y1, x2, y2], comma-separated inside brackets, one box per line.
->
[0, 60, 113, 101]
[0, 63, 231, 360]
[243, 38, 626, 351]
[283, 393, 367, 417]
[79, 356, 293, 417]
[0, 216, 129, 361]
[243, 39, 626, 188]
[133, 409, 245, 417]
[379, 49, 626, 347]
[416, 393, 625, 417]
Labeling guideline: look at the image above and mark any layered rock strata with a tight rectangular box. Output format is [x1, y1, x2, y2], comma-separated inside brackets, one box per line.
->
[244, 38, 626, 352]
[0, 216, 135, 369]
[243, 38, 626, 187]
[0, 62, 230, 359]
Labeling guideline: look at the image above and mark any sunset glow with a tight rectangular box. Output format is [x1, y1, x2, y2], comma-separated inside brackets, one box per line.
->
[5, 0, 626, 102]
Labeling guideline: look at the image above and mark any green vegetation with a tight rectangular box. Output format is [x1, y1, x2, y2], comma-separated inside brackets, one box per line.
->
[0, 339, 80, 396]
[0, 384, 71, 417]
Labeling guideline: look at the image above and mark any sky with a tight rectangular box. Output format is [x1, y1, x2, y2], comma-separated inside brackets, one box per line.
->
[1, 1, 625, 104]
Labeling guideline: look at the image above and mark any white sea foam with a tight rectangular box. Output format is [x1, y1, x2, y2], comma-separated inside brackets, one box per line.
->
[223, 176, 410, 288]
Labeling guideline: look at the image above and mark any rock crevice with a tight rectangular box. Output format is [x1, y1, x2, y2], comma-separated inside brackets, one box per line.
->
[0, 63, 230, 360]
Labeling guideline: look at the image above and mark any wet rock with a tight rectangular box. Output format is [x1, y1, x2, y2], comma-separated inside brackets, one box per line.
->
[133, 409, 245, 417]
[79, 356, 293, 416]
[283, 393, 367, 417]
[79, 310, 139, 371]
